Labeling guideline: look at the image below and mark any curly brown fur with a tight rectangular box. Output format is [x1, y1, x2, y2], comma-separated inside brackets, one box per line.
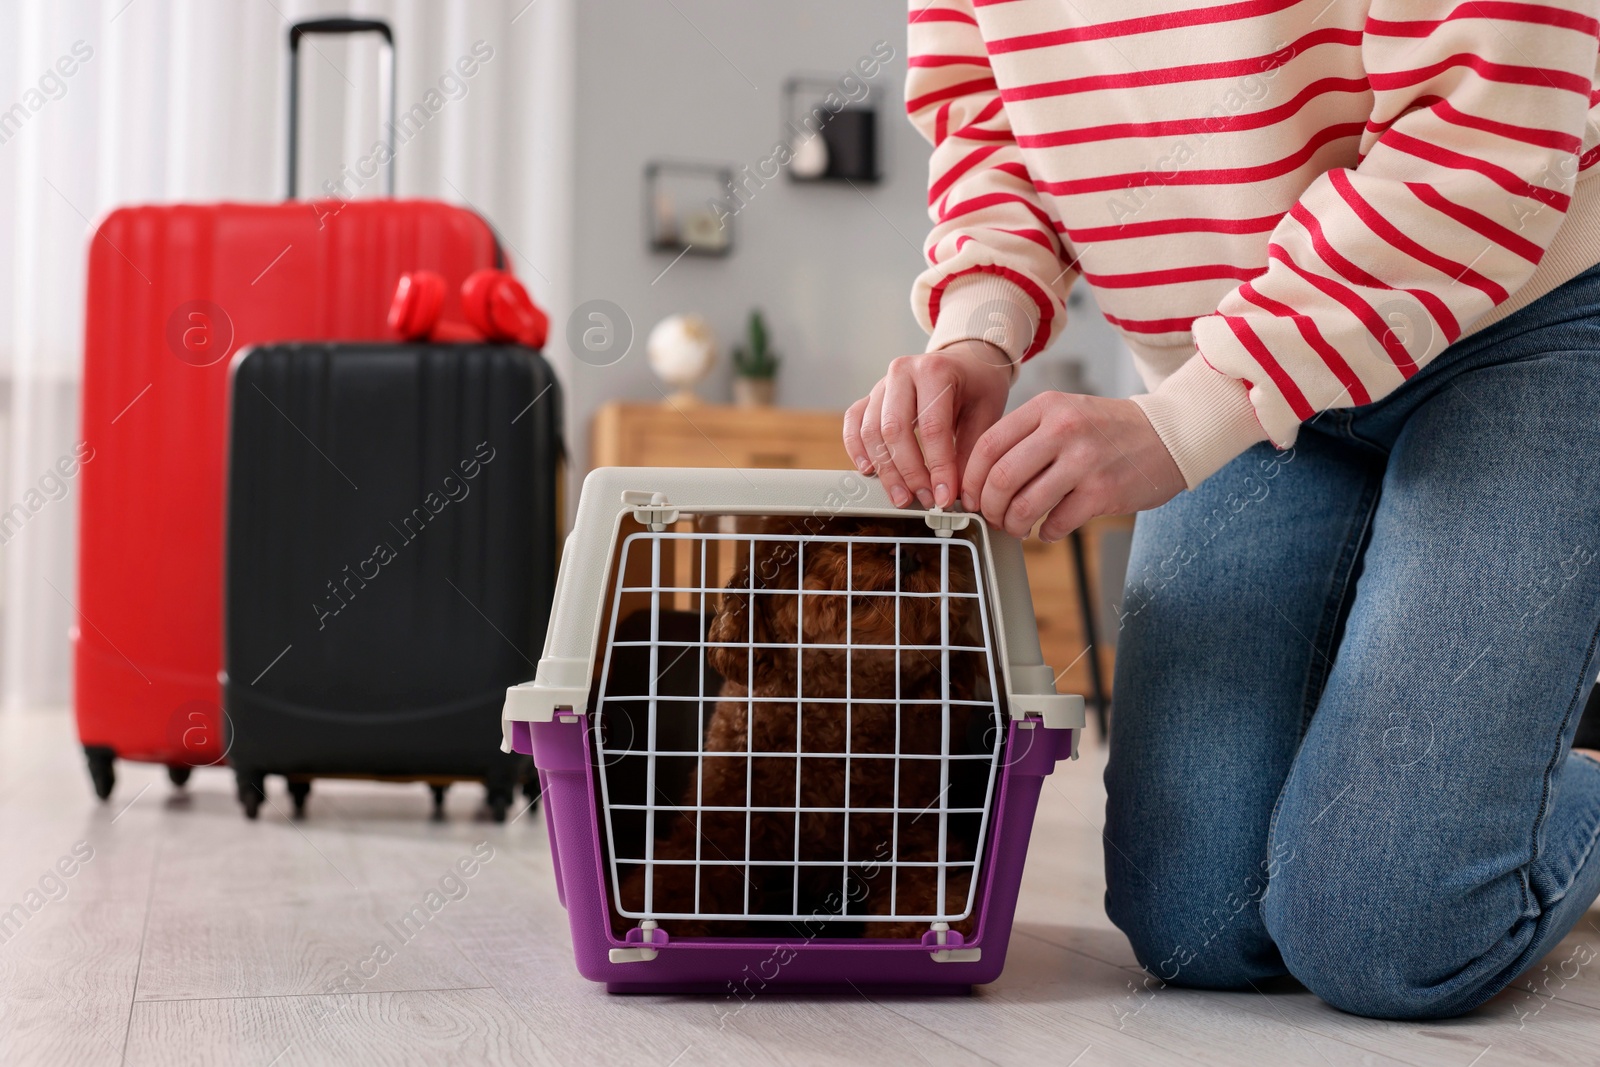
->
[619, 517, 987, 939]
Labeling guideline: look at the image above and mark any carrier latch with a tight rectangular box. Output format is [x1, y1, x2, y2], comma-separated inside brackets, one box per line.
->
[609, 919, 667, 964]
[924, 922, 982, 963]
[502, 659, 591, 725]
[1005, 674, 1086, 730]
[922, 507, 972, 538]
[621, 491, 680, 531]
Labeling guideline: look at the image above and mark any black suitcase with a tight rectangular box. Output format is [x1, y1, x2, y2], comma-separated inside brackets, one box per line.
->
[223, 341, 562, 821]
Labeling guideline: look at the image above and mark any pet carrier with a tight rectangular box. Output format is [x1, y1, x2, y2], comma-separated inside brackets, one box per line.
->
[502, 468, 1082, 993]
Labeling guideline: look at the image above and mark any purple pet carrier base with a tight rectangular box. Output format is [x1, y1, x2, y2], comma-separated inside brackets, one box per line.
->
[513, 712, 1073, 995]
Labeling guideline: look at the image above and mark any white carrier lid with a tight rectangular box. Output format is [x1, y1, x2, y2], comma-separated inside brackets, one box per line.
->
[502, 467, 1084, 746]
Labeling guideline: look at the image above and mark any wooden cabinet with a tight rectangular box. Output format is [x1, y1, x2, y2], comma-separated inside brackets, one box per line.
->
[591, 402, 850, 472]
[589, 400, 1124, 704]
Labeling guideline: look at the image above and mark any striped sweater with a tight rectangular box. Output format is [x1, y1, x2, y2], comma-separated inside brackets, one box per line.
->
[908, 0, 1600, 486]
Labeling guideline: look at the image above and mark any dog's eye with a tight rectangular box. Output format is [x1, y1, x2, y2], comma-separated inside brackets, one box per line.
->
[897, 551, 920, 579]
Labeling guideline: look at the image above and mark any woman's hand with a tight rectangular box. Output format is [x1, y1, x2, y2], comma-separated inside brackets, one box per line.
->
[842, 341, 1012, 510]
[961, 391, 1185, 541]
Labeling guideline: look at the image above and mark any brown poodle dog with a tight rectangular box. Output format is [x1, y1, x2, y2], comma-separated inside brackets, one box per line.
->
[615, 516, 993, 940]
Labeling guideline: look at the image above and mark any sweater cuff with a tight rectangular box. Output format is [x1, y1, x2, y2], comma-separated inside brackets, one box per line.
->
[926, 272, 1040, 374]
[1130, 355, 1271, 489]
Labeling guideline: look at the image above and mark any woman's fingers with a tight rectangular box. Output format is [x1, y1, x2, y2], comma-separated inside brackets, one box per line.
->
[981, 428, 1078, 537]
[857, 383, 915, 507]
[953, 385, 1007, 488]
[865, 356, 957, 510]
[842, 346, 1017, 512]
[878, 359, 935, 508]
[857, 382, 887, 470]
[1003, 458, 1082, 539]
[903, 359, 961, 509]
[961, 403, 1040, 516]
[842, 397, 872, 474]
[1038, 486, 1098, 543]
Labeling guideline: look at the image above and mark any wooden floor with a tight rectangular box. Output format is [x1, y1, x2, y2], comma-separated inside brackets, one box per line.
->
[1, 706, 1597, 1066]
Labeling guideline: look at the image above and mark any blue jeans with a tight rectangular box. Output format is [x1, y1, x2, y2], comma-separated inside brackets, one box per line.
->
[1104, 263, 1600, 1020]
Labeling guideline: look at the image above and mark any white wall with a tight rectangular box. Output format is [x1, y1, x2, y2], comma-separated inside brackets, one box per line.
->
[563, 0, 1134, 473]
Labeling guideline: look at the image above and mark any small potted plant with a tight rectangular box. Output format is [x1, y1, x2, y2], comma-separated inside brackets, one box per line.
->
[731, 309, 780, 408]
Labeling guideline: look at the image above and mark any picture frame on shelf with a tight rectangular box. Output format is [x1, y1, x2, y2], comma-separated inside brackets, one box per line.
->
[644, 160, 734, 257]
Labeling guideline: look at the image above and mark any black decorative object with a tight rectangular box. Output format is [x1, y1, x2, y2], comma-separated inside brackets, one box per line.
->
[783, 76, 880, 184]
[644, 160, 734, 257]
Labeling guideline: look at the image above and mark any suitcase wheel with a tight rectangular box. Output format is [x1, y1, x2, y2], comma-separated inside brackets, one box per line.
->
[167, 765, 192, 788]
[430, 783, 449, 821]
[84, 745, 116, 802]
[288, 779, 311, 819]
[236, 768, 266, 820]
[486, 784, 513, 823]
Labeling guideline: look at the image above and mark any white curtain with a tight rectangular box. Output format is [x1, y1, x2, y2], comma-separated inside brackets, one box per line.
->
[0, 0, 575, 709]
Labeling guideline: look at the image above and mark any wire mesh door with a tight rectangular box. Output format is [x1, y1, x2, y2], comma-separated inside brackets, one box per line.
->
[592, 518, 1006, 928]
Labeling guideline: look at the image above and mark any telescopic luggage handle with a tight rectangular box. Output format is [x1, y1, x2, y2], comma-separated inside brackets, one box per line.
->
[286, 17, 397, 198]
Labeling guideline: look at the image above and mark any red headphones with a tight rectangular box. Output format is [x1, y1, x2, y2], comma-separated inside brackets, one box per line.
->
[389, 268, 549, 349]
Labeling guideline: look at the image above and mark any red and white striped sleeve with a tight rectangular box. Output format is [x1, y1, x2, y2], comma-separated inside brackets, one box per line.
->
[907, 0, 1077, 370]
[1137, 0, 1600, 486]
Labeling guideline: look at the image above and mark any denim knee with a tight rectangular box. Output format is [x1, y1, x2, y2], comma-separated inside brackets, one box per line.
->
[1105, 881, 1282, 991]
[1259, 859, 1494, 1020]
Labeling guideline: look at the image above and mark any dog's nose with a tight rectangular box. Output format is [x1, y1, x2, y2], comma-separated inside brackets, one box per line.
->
[897, 548, 920, 580]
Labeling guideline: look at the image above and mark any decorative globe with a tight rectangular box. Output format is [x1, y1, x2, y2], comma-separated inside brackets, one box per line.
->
[647, 313, 717, 404]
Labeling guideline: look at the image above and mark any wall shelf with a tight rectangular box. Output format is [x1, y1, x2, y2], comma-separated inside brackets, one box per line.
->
[644, 160, 734, 257]
[782, 75, 881, 184]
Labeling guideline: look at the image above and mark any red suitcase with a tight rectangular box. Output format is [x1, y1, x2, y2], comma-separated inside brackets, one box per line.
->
[74, 18, 504, 798]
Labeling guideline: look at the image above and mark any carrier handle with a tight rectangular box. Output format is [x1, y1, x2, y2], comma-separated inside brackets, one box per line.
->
[287, 17, 397, 198]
